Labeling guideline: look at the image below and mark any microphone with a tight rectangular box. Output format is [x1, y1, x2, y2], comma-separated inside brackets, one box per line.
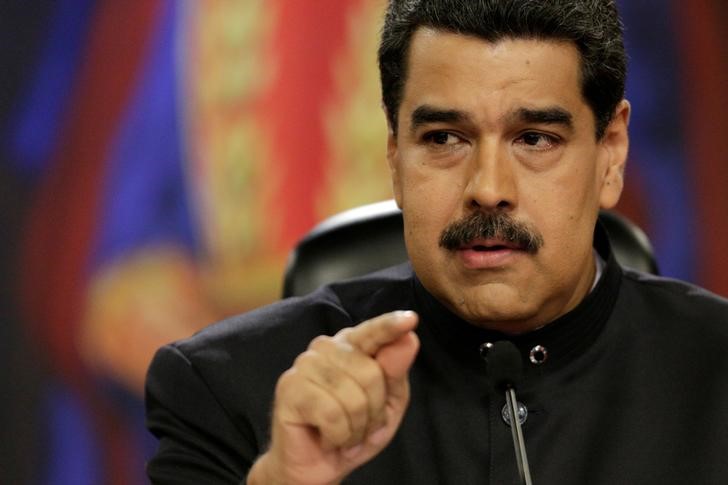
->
[481, 341, 533, 485]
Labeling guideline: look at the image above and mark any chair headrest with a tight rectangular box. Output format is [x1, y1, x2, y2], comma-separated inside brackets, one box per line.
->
[283, 200, 658, 297]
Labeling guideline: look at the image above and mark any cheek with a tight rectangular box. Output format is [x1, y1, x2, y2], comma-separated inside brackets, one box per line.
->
[399, 164, 465, 215]
[401, 198, 448, 246]
[536, 202, 599, 280]
[399, 169, 466, 257]
[542, 156, 602, 213]
[523, 164, 601, 256]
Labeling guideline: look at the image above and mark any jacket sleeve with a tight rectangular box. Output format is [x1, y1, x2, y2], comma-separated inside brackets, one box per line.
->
[145, 344, 259, 484]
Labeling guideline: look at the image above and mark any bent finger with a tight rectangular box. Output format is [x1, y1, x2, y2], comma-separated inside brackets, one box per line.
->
[310, 336, 389, 433]
[344, 311, 418, 356]
[276, 370, 354, 451]
[295, 349, 373, 446]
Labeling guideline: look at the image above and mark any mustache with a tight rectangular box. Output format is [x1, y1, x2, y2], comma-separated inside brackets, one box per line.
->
[439, 211, 544, 253]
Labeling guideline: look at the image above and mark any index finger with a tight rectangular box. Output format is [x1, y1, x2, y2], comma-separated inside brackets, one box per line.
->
[341, 311, 418, 356]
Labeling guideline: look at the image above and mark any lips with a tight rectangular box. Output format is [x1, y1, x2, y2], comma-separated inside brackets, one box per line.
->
[459, 238, 525, 252]
[455, 238, 526, 269]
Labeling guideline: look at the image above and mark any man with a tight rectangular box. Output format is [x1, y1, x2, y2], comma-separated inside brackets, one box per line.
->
[146, 1, 728, 483]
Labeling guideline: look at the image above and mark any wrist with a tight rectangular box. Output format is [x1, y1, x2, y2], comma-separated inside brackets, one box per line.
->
[246, 451, 342, 485]
[247, 453, 282, 485]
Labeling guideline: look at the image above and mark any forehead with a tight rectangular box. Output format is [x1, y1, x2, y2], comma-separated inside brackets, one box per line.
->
[400, 28, 590, 128]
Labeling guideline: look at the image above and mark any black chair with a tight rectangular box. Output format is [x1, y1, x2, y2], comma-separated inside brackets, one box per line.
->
[283, 200, 658, 297]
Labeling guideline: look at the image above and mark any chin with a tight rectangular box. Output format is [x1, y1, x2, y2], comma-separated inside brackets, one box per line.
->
[459, 306, 540, 334]
[443, 285, 542, 332]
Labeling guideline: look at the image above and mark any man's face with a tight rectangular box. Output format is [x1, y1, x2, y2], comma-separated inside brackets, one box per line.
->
[387, 28, 629, 333]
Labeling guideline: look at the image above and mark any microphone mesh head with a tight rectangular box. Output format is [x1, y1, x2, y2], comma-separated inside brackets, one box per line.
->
[483, 341, 524, 390]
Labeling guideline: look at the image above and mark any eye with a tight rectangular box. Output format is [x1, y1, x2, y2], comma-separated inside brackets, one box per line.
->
[423, 131, 462, 146]
[515, 132, 559, 150]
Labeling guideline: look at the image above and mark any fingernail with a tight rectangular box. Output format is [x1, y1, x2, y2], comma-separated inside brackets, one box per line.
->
[395, 310, 415, 320]
[367, 426, 390, 445]
[342, 444, 364, 459]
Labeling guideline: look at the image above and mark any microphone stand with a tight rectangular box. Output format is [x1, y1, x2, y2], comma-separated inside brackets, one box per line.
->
[481, 340, 534, 485]
[505, 386, 533, 485]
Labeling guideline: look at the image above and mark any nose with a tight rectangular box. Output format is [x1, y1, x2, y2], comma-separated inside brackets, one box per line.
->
[464, 142, 517, 211]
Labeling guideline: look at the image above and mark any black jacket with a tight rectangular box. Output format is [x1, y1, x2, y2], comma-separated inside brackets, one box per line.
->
[146, 231, 728, 484]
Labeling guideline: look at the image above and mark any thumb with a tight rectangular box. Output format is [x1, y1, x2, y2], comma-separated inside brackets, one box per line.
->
[375, 330, 420, 401]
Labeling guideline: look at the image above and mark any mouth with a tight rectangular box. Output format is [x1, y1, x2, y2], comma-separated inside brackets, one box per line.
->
[454, 239, 527, 269]
[460, 239, 525, 252]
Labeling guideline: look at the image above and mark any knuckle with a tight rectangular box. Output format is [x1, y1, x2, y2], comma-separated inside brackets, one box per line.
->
[318, 365, 340, 388]
[358, 361, 386, 393]
[347, 398, 369, 424]
[352, 337, 376, 355]
[319, 400, 345, 427]
[293, 349, 318, 369]
[274, 369, 313, 407]
[334, 327, 354, 340]
[309, 335, 332, 350]
[275, 367, 315, 393]
[275, 368, 298, 392]
[340, 382, 367, 409]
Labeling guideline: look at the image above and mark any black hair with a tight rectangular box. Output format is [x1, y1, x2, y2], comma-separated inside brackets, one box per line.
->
[378, 0, 626, 139]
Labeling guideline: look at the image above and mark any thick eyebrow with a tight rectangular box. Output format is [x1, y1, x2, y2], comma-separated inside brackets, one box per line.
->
[512, 107, 574, 131]
[408, 104, 575, 134]
[409, 105, 471, 134]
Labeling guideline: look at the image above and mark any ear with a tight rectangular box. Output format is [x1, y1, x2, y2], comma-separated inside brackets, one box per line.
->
[384, 107, 404, 208]
[598, 99, 630, 209]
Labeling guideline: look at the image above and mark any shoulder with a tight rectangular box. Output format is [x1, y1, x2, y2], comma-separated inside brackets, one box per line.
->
[176, 262, 415, 359]
[149, 263, 417, 394]
[617, 268, 728, 339]
[621, 269, 728, 313]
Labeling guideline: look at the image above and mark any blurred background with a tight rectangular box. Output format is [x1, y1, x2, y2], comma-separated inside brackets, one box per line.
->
[0, 0, 725, 483]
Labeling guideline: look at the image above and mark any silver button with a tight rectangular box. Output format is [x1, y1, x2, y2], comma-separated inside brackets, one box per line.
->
[501, 401, 528, 426]
[529, 345, 548, 365]
[478, 341, 494, 359]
